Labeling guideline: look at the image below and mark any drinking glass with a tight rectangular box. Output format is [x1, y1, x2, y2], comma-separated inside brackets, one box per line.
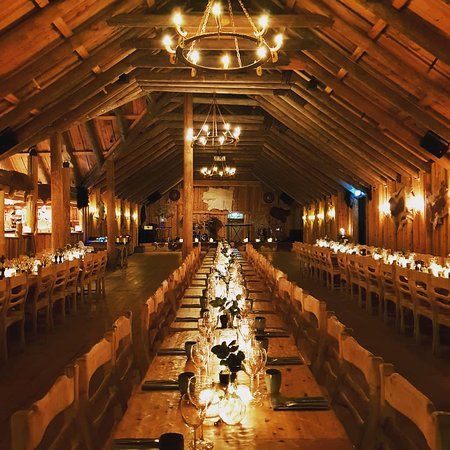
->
[190, 343, 209, 374]
[179, 394, 207, 450]
[242, 346, 266, 405]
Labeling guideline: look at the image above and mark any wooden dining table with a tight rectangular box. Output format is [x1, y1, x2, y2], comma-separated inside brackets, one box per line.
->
[114, 251, 353, 450]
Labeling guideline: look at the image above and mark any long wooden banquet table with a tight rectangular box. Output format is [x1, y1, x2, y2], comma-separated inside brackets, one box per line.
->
[114, 249, 353, 449]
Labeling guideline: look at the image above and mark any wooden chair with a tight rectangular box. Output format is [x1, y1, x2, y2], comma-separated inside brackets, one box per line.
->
[408, 271, 433, 344]
[429, 276, 450, 355]
[294, 294, 327, 372]
[77, 334, 121, 450]
[365, 258, 382, 315]
[49, 262, 69, 329]
[112, 311, 140, 409]
[347, 254, 361, 302]
[322, 250, 340, 289]
[317, 314, 350, 398]
[334, 334, 382, 450]
[29, 266, 54, 335]
[380, 263, 399, 324]
[88, 253, 103, 307]
[396, 267, 414, 334]
[379, 363, 450, 450]
[0, 279, 11, 362]
[274, 276, 293, 318]
[78, 254, 94, 307]
[354, 255, 369, 309]
[65, 259, 81, 314]
[10, 365, 84, 450]
[336, 252, 350, 293]
[96, 251, 108, 298]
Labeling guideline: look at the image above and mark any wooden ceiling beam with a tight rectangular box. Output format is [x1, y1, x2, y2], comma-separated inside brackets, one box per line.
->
[107, 13, 334, 29]
[256, 96, 382, 186]
[193, 97, 258, 106]
[278, 93, 412, 178]
[61, 130, 82, 186]
[305, 33, 450, 141]
[351, 0, 450, 66]
[289, 78, 430, 172]
[298, 0, 449, 108]
[269, 95, 395, 181]
[85, 120, 106, 167]
[122, 36, 320, 51]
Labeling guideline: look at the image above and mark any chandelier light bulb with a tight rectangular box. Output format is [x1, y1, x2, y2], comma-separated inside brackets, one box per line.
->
[233, 126, 241, 138]
[272, 34, 283, 51]
[224, 122, 230, 131]
[256, 46, 267, 59]
[219, 135, 225, 145]
[218, 170, 224, 177]
[259, 15, 268, 28]
[202, 124, 209, 133]
[199, 136, 207, 146]
[221, 53, 230, 70]
[212, 2, 222, 16]
[189, 49, 200, 64]
[173, 12, 183, 26]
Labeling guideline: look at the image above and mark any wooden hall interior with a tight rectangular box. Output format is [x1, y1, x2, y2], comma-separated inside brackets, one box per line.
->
[0, 1, 449, 450]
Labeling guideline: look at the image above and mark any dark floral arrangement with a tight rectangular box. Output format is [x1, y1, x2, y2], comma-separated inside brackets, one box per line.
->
[210, 296, 241, 317]
[211, 340, 245, 373]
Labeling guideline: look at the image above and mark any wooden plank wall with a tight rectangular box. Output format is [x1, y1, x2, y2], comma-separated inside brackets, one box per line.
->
[146, 182, 300, 240]
[303, 161, 450, 257]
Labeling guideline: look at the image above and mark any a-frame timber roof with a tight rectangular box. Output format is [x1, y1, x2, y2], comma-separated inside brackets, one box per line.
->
[0, 0, 448, 204]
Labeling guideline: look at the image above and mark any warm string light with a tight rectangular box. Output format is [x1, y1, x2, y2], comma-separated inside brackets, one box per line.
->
[162, 1, 284, 76]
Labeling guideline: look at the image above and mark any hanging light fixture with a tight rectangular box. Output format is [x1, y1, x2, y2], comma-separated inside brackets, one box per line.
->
[200, 155, 237, 178]
[162, 0, 283, 77]
[192, 96, 241, 148]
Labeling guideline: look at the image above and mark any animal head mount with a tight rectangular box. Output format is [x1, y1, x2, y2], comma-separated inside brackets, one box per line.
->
[427, 181, 448, 229]
[389, 187, 412, 230]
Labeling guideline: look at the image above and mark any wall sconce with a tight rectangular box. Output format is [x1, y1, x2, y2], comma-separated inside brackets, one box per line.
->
[379, 201, 391, 216]
[302, 214, 307, 222]
[243, 237, 249, 243]
[308, 214, 315, 221]
[316, 212, 324, 221]
[255, 238, 261, 243]
[339, 227, 346, 237]
[132, 212, 138, 221]
[407, 191, 425, 215]
[327, 208, 335, 219]
[125, 211, 131, 220]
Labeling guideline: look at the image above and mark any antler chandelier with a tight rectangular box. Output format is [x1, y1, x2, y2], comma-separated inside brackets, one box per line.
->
[200, 155, 237, 178]
[162, 0, 283, 77]
[190, 96, 241, 148]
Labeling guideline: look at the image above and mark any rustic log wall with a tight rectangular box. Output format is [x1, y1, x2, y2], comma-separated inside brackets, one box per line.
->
[145, 181, 300, 240]
[303, 161, 450, 257]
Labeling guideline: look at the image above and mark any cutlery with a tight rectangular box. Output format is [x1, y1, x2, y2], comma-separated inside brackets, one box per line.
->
[113, 438, 159, 448]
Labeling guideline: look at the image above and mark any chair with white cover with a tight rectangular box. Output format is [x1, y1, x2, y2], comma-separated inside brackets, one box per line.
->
[112, 311, 140, 409]
[364, 258, 382, 315]
[294, 294, 327, 372]
[77, 334, 121, 450]
[10, 365, 85, 450]
[274, 277, 293, 318]
[78, 254, 94, 307]
[334, 334, 382, 450]
[336, 252, 350, 293]
[379, 363, 450, 450]
[429, 276, 450, 355]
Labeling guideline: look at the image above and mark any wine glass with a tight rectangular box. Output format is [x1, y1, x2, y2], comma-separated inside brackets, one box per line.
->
[187, 375, 215, 450]
[179, 394, 207, 450]
[242, 346, 266, 406]
[190, 342, 209, 374]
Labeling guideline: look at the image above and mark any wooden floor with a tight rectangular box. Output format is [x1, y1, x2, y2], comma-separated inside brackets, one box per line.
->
[0, 252, 181, 450]
[264, 251, 450, 411]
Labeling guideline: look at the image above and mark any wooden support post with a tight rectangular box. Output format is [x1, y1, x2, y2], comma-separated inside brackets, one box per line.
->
[50, 133, 69, 250]
[27, 149, 39, 244]
[62, 161, 71, 244]
[0, 190, 5, 257]
[182, 93, 193, 258]
[105, 159, 118, 267]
